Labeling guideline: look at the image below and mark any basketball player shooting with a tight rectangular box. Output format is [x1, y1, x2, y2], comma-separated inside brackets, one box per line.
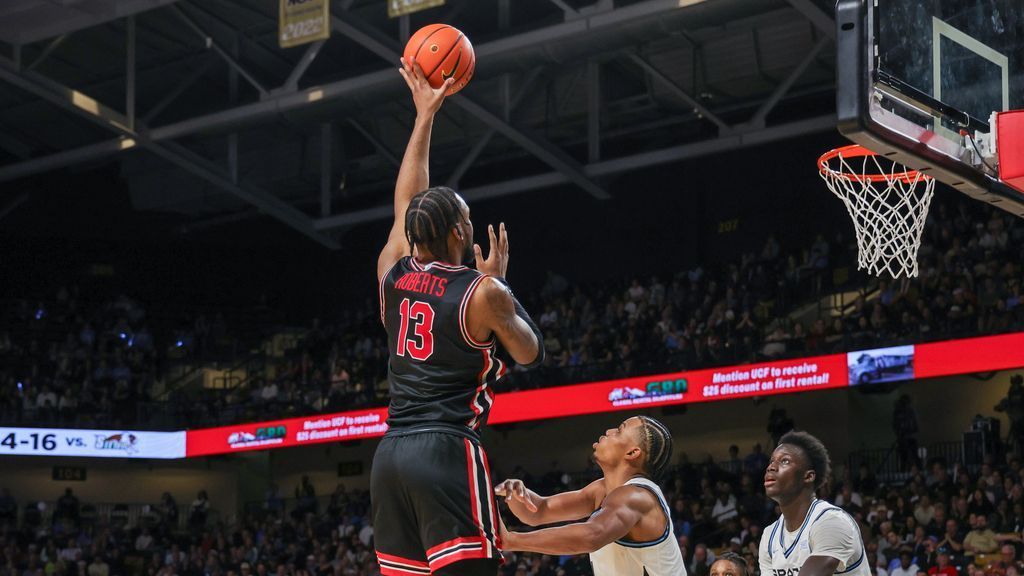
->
[759, 431, 868, 576]
[370, 57, 545, 576]
[496, 416, 687, 576]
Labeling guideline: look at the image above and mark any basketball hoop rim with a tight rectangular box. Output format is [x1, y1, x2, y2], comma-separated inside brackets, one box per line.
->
[818, 144, 933, 184]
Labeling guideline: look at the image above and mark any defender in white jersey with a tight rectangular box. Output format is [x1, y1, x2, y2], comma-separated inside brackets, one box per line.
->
[759, 431, 870, 576]
[496, 416, 686, 576]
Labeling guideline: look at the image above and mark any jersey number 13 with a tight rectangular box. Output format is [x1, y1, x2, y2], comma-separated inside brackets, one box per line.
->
[396, 298, 435, 361]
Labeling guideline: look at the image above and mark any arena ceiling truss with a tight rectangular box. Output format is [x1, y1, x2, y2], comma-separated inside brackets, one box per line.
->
[0, 0, 838, 248]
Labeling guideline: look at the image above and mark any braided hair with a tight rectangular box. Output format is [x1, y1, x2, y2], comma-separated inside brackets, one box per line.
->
[637, 416, 673, 481]
[404, 186, 464, 262]
[713, 553, 750, 576]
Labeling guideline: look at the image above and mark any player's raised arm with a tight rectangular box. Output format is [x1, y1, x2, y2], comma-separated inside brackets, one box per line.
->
[495, 478, 605, 527]
[468, 222, 544, 366]
[500, 484, 650, 556]
[377, 58, 454, 281]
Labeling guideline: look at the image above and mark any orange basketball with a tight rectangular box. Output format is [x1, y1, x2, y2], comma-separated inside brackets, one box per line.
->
[403, 24, 475, 96]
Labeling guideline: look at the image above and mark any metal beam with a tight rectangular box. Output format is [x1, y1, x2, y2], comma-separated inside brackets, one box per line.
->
[0, 0, 756, 180]
[399, 15, 411, 44]
[0, 193, 29, 224]
[228, 133, 238, 184]
[159, 1, 740, 140]
[315, 114, 836, 230]
[446, 68, 543, 188]
[321, 123, 332, 217]
[142, 58, 217, 123]
[331, 15, 609, 200]
[785, 0, 836, 40]
[170, 4, 268, 98]
[547, 0, 579, 16]
[0, 138, 138, 182]
[750, 35, 828, 125]
[148, 142, 339, 250]
[454, 95, 610, 199]
[25, 35, 67, 72]
[282, 40, 325, 92]
[0, 122, 33, 159]
[126, 16, 136, 131]
[348, 120, 400, 168]
[587, 60, 601, 163]
[0, 59, 337, 249]
[0, 56, 133, 134]
[628, 53, 730, 132]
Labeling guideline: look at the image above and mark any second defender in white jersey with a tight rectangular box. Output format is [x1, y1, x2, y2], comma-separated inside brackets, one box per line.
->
[497, 416, 687, 576]
[759, 431, 870, 576]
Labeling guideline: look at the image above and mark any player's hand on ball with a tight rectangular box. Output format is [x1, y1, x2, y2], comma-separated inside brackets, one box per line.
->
[398, 57, 453, 118]
[494, 478, 537, 512]
[474, 223, 509, 279]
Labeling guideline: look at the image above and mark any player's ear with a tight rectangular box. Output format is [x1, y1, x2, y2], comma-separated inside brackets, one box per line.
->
[625, 446, 642, 463]
[804, 469, 816, 486]
[453, 223, 464, 240]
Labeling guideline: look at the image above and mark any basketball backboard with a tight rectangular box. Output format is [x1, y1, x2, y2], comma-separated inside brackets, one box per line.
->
[836, 0, 1024, 216]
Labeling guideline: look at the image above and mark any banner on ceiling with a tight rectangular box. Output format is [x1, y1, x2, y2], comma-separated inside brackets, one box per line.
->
[388, 0, 445, 18]
[280, 0, 330, 48]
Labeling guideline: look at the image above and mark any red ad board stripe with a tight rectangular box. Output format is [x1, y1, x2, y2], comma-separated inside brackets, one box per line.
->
[488, 353, 848, 425]
[186, 407, 389, 457]
[915, 332, 1024, 379]
[183, 332, 1024, 458]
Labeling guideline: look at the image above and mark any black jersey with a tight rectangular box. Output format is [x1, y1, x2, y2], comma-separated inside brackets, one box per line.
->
[379, 256, 505, 431]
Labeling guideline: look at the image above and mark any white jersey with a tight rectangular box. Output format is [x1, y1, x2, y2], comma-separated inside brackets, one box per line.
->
[759, 500, 870, 576]
[589, 477, 687, 576]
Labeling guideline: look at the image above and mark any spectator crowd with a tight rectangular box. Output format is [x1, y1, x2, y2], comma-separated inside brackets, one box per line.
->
[3, 196, 1024, 430]
[6, 419, 1024, 576]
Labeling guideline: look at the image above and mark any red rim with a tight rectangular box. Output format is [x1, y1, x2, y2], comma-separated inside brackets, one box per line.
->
[818, 144, 931, 184]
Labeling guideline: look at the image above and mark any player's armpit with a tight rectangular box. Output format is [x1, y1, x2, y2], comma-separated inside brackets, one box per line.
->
[378, 222, 411, 281]
[469, 278, 539, 365]
[799, 555, 841, 576]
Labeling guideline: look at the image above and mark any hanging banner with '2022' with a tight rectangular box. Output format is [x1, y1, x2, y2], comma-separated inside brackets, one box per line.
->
[388, 0, 445, 18]
[279, 0, 330, 48]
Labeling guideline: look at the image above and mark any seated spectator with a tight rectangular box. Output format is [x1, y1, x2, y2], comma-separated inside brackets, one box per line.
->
[964, 514, 999, 556]
[928, 548, 958, 576]
[712, 482, 738, 525]
[691, 543, 715, 576]
[836, 485, 864, 510]
[988, 544, 1024, 576]
[937, 518, 964, 555]
[87, 555, 109, 576]
[916, 495, 937, 527]
[722, 445, 742, 477]
[890, 549, 920, 576]
[134, 527, 153, 552]
[36, 385, 58, 421]
[743, 444, 769, 477]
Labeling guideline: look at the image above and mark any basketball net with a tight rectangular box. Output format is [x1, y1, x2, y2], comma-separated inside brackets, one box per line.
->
[818, 145, 937, 279]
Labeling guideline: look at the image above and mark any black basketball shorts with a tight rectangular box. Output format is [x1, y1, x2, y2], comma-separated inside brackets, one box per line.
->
[371, 430, 503, 575]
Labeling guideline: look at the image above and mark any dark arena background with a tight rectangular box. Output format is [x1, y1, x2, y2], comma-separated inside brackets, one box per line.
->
[2, 1, 1024, 576]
